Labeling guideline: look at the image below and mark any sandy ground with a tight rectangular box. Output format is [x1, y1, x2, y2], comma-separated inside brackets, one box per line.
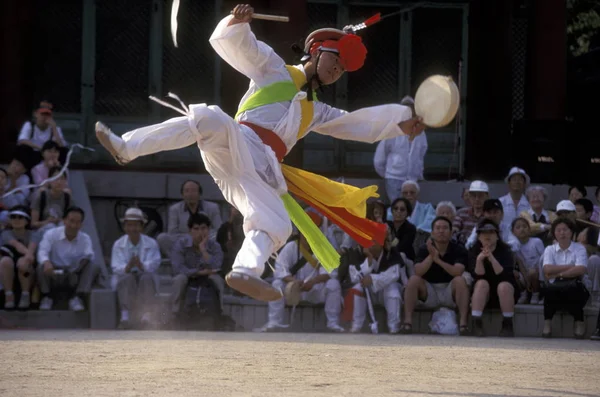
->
[0, 331, 599, 397]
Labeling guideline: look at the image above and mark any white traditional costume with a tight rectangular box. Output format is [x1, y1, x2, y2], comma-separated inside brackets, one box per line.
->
[95, 15, 413, 301]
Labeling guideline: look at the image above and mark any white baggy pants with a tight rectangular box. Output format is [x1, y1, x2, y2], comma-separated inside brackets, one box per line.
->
[118, 104, 293, 277]
[267, 278, 342, 328]
[351, 282, 401, 333]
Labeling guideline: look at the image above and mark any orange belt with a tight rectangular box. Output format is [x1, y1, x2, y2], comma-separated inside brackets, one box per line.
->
[239, 121, 286, 162]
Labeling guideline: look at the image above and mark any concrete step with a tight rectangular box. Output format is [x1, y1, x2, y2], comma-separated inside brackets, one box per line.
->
[0, 310, 89, 329]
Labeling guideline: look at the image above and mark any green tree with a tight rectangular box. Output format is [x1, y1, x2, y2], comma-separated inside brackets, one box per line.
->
[567, 0, 600, 56]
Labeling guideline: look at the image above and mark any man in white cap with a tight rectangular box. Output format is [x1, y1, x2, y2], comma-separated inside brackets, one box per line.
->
[111, 207, 161, 328]
[556, 200, 577, 222]
[453, 180, 489, 244]
[374, 96, 428, 203]
[93, 3, 424, 303]
[499, 167, 531, 225]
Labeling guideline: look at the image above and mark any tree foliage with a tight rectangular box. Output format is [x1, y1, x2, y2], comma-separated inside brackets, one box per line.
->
[567, 0, 600, 56]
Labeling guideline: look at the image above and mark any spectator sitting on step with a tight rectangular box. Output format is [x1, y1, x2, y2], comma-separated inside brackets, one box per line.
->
[519, 185, 556, 244]
[216, 205, 244, 278]
[0, 168, 25, 228]
[573, 198, 600, 305]
[499, 167, 531, 225]
[170, 213, 224, 317]
[111, 207, 161, 329]
[157, 180, 222, 256]
[568, 185, 587, 204]
[461, 186, 471, 208]
[36, 207, 99, 311]
[541, 218, 590, 339]
[591, 187, 600, 224]
[468, 219, 518, 337]
[453, 181, 489, 245]
[555, 200, 580, 242]
[30, 166, 72, 236]
[16, 101, 67, 170]
[260, 210, 344, 333]
[387, 197, 417, 261]
[397, 180, 436, 250]
[373, 96, 428, 204]
[346, 225, 404, 334]
[30, 140, 70, 191]
[0, 206, 40, 309]
[4, 155, 31, 206]
[511, 217, 544, 305]
[435, 201, 459, 243]
[466, 199, 520, 252]
[402, 216, 470, 335]
[368, 200, 387, 224]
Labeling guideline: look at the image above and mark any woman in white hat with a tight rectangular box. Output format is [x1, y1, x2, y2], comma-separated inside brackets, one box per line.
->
[0, 206, 40, 309]
[94, 3, 424, 302]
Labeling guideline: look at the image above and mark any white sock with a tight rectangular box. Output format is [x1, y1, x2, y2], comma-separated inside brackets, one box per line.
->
[5, 290, 13, 296]
[21, 291, 30, 296]
[471, 310, 482, 317]
[502, 312, 514, 318]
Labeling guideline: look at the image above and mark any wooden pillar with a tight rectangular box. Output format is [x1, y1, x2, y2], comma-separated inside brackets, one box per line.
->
[0, 0, 34, 162]
[465, 0, 514, 180]
[526, 0, 566, 119]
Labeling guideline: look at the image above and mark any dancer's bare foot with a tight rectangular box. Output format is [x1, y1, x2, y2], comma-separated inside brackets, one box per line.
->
[226, 271, 283, 302]
[95, 121, 129, 165]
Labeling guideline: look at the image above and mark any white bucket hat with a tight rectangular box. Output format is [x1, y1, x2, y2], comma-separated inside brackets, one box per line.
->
[469, 180, 489, 193]
[504, 167, 531, 185]
[556, 200, 576, 212]
[120, 207, 147, 224]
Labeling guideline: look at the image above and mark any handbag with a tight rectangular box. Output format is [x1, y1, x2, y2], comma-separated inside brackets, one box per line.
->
[546, 277, 583, 296]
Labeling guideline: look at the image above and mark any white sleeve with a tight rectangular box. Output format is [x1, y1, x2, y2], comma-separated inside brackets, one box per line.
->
[466, 228, 477, 249]
[373, 140, 388, 178]
[534, 238, 545, 257]
[542, 246, 553, 267]
[17, 122, 32, 142]
[143, 237, 162, 273]
[209, 16, 286, 85]
[273, 241, 297, 279]
[575, 244, 589, 267]
[82, 233, 95, 262]
[111, 238, 128, 275]
[312, 103, 413, 143]
[55, 126, 67, 145]
[37, 229, 55, 264]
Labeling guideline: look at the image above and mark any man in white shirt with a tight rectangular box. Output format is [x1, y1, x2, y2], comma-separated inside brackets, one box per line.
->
[17, 101, 67, 169]
[499, 167, 531, 225]
[36, 207, 98, 311]
[374, 96, 428, 203]
[111, 207, 161, 328]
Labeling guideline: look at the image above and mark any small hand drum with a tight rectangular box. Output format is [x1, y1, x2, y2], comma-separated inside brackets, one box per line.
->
[284, 280, 303, 306]
[414, 75, 460, 128]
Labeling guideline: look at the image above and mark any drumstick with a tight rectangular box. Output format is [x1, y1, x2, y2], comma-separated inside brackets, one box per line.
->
[253, 13, 289, 22]
[576, 218, 600, 228]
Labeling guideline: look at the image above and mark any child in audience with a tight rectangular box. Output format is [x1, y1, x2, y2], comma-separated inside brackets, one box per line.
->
[512, 217, 544, 304]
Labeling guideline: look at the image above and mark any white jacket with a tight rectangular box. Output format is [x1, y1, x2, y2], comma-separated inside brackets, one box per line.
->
[111, 234, 161, 275]
[373, 133, 428, 181]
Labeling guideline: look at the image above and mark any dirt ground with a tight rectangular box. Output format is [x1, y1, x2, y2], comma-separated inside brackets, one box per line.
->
[0, 331, 599, 397]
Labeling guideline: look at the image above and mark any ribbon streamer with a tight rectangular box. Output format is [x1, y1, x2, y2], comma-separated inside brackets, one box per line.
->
[1, 144, 95, 199]
[171, 0, 180, 48]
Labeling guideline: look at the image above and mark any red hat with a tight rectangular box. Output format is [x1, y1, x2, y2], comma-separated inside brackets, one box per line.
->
[304, 28, 367, 72]
[37, 100, 53, 115]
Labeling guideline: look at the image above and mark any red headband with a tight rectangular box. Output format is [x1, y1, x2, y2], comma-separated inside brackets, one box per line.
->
[309, 34, 367, 72]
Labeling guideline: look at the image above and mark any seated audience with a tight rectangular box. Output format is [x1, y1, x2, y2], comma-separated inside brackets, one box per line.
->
[31, 140, 68, 187]
[36, 207, 98, 311]
[468, 219, 518, 337]
[574, 198, 598, 254]
[30, 166, 72, 235]
[170, 214, 224, 316]
[400, 180, 436, 249]
[0, 168, 23, 227]
[499, 167, 531, 225]
[592, 187, 600, 224]
[261, 211, 343, 332]
[111, 208, 161, 328]
[512, 217, 544, 304]
[519, 185, 556, 244]
[403, 216, 470, 335]
[435, 201, 459, 242]
[216, 206, 244, 278]
[347, 227, 403, 334]
[4, 156, 30, 206]
[16, 101, 67, 169]
[466, 199, 520, 252]
[461, 186, 471, 208]
[157, 180, 222, 256]
[542, 218, 589, 338]
[387, 197, 417, 261]
[568, 185, 587, 204]
[454, 180, 489, 245]
[0, 206, 40, 309]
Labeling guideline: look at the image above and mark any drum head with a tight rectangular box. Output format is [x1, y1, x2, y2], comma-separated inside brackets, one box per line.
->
[284, 280, 302, 306]
[414, 75, 460, 128]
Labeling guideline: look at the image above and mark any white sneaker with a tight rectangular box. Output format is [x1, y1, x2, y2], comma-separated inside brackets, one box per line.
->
[517, 291, 529, 304]
[17, 292, 30, 309]
[140, 312, 152, 326]
[255, 322, 289, 332]
[68, 297, 85, 312]
[538, 297, 544, 305]
[39, 296, 53, 310]
[4, 292, 15, 309]
[327, 324, 345, 333]
[95, 121, 130, 165]
[530, 292, 540, 305]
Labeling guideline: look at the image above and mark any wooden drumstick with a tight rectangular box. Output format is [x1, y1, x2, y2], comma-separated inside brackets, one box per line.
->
[252, 13, 290, 22]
